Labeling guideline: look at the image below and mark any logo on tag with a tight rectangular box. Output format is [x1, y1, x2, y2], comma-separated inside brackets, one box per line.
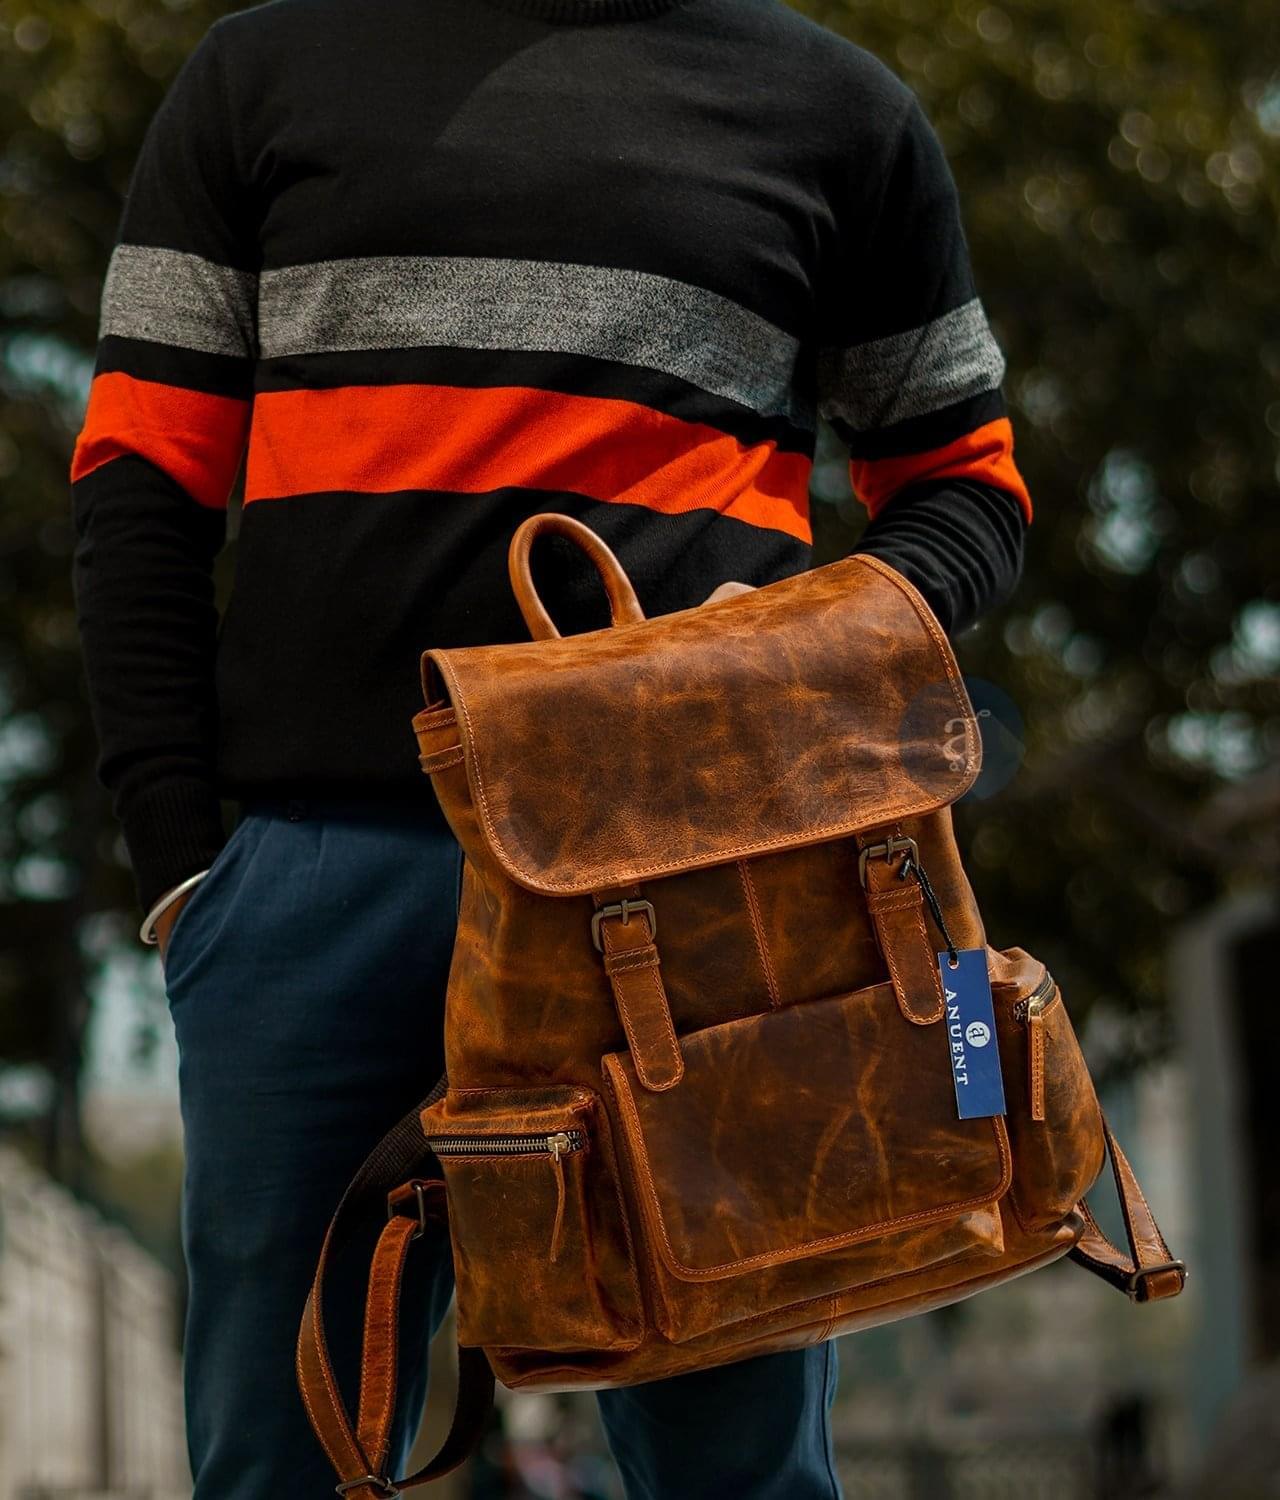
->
[939, 948, 1007, 1120]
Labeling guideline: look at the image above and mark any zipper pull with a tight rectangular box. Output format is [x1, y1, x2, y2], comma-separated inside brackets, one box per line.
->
[1025, 994, 1047, 1122]
[547, 1133, 570, 1262]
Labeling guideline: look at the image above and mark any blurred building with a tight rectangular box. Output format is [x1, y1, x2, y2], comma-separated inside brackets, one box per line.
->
[0, 1148, 189, 1499]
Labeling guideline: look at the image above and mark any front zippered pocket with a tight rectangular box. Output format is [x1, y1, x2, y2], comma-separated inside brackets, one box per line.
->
[427, 1129, 586, 1260]
[1011, 968, 1058, 1121]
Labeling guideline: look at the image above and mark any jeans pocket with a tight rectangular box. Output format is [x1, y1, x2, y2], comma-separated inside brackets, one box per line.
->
[162, 811, 256, 988]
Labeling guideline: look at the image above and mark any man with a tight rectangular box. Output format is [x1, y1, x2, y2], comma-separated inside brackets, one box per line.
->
[69, 0, 1031, 1494]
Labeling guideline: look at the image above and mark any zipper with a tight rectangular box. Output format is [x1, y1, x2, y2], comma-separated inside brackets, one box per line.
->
[426, 1129, 586, 1261]
[1011, 969, 1056, 1122]
[426, 1130, 585, 1159]
[1011, 968, 1057, 1022]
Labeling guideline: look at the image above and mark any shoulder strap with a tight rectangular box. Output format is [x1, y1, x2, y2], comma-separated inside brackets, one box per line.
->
[295, 1090, 495, 1499]
[1068, 1109, 1186, 1302]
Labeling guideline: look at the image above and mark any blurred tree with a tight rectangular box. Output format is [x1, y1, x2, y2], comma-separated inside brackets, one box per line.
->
[804, 0, 1280, 1072]
[0, 0, 236, 1182]
[0, 0, 1276, 1188]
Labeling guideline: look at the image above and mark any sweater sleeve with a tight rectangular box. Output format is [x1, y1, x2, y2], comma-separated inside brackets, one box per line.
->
[69, 21, 257, 916]
[816, 86, 1032, 635]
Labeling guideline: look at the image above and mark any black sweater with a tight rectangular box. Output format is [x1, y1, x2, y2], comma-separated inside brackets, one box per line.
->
[69, 0, 1031, 915]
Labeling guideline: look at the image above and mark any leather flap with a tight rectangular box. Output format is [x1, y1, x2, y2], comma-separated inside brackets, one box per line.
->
[421, 553, 981, 898]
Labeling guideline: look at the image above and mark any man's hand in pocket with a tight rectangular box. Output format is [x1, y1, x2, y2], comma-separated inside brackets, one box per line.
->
[156, 889, 195, 968]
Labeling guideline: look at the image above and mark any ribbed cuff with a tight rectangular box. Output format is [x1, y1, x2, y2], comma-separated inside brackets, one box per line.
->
[118, 774, 230, 917]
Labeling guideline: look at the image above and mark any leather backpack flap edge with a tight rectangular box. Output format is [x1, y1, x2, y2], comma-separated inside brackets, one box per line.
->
[415, 553, 984, 898]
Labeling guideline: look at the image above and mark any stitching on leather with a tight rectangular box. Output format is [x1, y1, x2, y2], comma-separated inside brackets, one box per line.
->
[605, 949, 659, 975]
[600, 1067, 668, 1319]
[908, 898, 946, 1021]
[879, 911, 942, 1026]
[1109, 1127, 1172, 1262]
[599, 1064, 666, 1333]
[421, 745, 465, 772]
[497, 1233, 1007, 1382]
[432, 1085, 592, 1103]
[359, 1221, 414, 1473]
[738, 859, 781, 1008]
[587, 1097, 648, 1329]
[1031, 1020, 1045, 1119]
[607, 1065, 1011, 1279]
[642, 962, 684, 1089]
[882, 935, 918, 1023]
[298, 1271, 360, 1479]
[411, 705, 457, 731]
[1070, 1200, 1114, 1271]
[602, 922, 682, 1091]
[869, 891, 924, 914]
[611, 971, 664, 1092]
[817, 1292, 839, 1346]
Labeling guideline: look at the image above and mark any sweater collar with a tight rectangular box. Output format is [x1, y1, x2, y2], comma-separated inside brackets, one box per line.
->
[479, 0, 693, 20]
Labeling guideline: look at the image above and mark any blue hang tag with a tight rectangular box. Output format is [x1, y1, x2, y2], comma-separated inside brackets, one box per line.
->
[938, 948, 1006, 1120]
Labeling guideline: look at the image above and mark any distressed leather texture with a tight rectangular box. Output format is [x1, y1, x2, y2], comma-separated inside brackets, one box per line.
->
[419, 548, 979, 896]
[298, 514, 1185, 1497]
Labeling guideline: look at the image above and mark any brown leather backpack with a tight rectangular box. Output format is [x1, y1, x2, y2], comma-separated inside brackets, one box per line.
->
[297, 513, 1186, 1498]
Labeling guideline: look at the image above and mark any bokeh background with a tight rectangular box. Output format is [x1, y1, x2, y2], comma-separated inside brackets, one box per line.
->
[1, 0, 1277, 1494]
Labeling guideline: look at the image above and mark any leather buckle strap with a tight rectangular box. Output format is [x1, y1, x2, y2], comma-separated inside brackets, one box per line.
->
[857, 835, 918, 888]
[856, 831, 945, 1026]
[336, 1475, 399, 1497]
[1126, 1258, 1187, 1302]
[591, 898, 657, 953]
[591, 887, 682, 1092]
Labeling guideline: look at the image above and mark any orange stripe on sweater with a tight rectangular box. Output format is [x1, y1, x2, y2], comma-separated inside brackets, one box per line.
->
[70, 371, 251, 509]
[244, 384, 813, 542]
[850, 417, 1033, 524]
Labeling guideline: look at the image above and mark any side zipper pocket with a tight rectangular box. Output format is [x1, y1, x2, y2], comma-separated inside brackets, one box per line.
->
[426, 1129, 586, 1262]
[995, 956, 1107, 1232]
[1011, 968, 1057, 1123]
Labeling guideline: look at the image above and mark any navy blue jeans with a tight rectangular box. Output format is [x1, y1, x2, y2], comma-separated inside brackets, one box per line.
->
[162, 796, 842, 1499]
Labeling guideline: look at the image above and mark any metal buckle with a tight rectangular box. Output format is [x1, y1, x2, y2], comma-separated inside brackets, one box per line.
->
[336, 1476, 400, 1497]
[590, 898, 657, 953]
[1125, 1258, 1186, 1301]
[388, 1181, 429, 1241]
[857, 836, 919, 888]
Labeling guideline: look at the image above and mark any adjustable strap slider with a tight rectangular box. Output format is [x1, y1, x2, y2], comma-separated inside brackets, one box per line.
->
[387, 1179, 434, 1240]
[1125, 1258, 1187, 1302]
[336, 1475, 400, 1497]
